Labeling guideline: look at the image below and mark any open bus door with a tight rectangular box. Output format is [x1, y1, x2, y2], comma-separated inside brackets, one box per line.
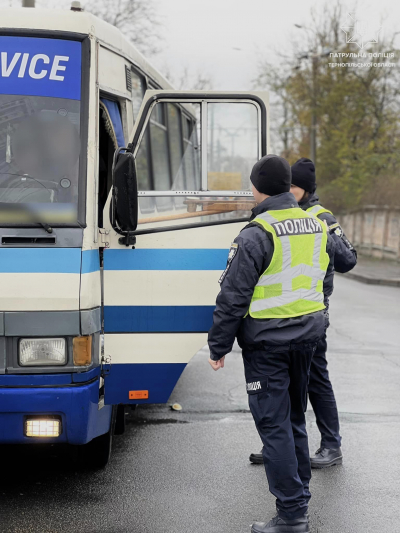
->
[102, 91, 269, 406]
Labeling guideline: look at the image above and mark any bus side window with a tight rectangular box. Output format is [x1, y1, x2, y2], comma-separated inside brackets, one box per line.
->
[131, 68, 145, 125]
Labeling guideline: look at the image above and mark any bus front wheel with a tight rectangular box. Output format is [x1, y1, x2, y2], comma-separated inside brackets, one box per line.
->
[79, 406, 116, 469]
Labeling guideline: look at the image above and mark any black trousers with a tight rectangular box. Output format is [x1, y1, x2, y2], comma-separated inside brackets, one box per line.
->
[243, 344, 317, 521]
[308, 334, 341, 449]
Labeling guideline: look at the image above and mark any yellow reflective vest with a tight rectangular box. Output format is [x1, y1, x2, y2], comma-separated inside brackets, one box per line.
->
[306, 204, 333, 218]
[249, 208, 330, 319]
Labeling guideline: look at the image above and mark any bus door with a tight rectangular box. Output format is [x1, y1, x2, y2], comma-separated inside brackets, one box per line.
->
[102, 91, 269, 405]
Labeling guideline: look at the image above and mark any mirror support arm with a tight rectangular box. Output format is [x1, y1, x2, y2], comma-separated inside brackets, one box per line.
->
[118, 232, 137, 247]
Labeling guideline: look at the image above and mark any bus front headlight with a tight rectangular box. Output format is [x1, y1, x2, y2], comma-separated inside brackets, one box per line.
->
[19, 338, 66, 366]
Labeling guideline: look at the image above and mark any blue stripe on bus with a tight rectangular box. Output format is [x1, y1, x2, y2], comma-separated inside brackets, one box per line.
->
[81, 249, 100, 274]
[104, 362, 186, 405]
[103, 249, 228, 271]
[104, 305, 215, 333]
[0, 248, 81, 273]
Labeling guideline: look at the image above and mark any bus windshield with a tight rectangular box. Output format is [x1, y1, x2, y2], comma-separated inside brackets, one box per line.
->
[0, 35, 83, 225]
[0, 94, 81, 224]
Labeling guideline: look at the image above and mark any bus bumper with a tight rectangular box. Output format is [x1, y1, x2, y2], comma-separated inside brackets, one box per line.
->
[0, 378, 112, 445]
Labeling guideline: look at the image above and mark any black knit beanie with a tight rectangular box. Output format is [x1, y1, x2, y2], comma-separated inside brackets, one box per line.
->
[250, 154, 291, 196]
[291, 158, 316, 193]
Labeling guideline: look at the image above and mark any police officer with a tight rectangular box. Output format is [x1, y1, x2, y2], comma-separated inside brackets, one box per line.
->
[249, 158, 356, 469]
[208, 155, 335, 533]
[292, 157, 356, 468]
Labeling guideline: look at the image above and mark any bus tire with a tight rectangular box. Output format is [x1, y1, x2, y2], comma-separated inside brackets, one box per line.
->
[80, 406, 116, 469]
[114, 405, 126, 435]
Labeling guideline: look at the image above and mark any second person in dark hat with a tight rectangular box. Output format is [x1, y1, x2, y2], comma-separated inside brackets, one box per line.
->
[291, 157, 357, 467]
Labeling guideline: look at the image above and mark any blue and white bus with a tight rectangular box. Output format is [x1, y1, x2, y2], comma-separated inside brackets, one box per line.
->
[0, 5, 269, 467]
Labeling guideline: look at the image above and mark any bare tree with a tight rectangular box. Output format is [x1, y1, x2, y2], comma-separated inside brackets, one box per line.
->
[164, 65, 214, 90]
[12, 0, 163, 56]
[83, 0, 162, 56]
[255, 1, 400, 210]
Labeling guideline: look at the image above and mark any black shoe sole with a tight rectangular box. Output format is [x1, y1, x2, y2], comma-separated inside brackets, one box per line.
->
[311, 456, 343, 469]
[249, 454, 264, 465]
[251, 525, 309, 533]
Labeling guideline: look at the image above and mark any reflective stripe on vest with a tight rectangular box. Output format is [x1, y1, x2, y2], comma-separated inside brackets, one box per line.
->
[306, 204, 333, 218]
[249, 208, 330, 319]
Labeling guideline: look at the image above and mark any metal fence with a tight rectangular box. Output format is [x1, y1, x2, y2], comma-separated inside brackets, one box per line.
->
[339, 206, 400, 261]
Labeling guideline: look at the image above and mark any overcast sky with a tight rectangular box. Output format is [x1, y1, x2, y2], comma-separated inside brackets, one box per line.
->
[152, 0, 400, 90]
[1, 0, 398, 90]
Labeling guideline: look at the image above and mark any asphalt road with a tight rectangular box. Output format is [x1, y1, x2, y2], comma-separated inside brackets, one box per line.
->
[1, 276, 399, 533]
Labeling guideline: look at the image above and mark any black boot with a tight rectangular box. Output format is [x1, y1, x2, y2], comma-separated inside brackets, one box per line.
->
[249, 448, 263, 464]
[251, 513, 309, 532]
[310, 447, 342, 469]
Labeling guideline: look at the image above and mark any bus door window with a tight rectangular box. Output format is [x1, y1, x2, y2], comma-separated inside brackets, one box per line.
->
[167, 104, 184, 188]
[149, 103, 172, 212]
[135, 101, 201, 193]
[182, 112, 200, 191]
[133, 98, 260, 228]
[207, 103, 258, 191]
[131, 73, 154, 213]
[134, 118, 153, 214]
[167, 103, 185, 209]
[135, 100, 202, 225]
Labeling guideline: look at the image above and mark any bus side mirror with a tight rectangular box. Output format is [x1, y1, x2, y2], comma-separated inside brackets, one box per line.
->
[111, 149, 138, 242]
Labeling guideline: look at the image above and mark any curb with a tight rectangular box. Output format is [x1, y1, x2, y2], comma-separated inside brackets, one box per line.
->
[340, 272, 400, 288]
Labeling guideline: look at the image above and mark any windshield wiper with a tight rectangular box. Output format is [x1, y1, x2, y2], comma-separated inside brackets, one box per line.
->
[0, 172, 55, 232]
[0, 172, 57, 190]
[38, 222, 53, 233]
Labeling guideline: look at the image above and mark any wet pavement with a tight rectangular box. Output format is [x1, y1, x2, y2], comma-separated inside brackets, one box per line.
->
[0, 276, 399, 533]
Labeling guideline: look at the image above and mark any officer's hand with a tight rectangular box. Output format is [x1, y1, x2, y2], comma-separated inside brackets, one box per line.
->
[208, 356, 225, 371]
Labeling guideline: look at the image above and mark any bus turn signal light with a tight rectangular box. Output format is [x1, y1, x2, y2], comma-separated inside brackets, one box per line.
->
[73, 336, 92, 366]
[129, 390, 149, 400]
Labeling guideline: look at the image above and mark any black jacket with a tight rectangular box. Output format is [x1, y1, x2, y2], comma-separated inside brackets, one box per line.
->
[208, 192, 336, 361]
[300, 193, 357, 274]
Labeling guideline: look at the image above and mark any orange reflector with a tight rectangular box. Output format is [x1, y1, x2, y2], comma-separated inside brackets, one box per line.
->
[73, 336, 92, 366]
[129, 390, 149, 400]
